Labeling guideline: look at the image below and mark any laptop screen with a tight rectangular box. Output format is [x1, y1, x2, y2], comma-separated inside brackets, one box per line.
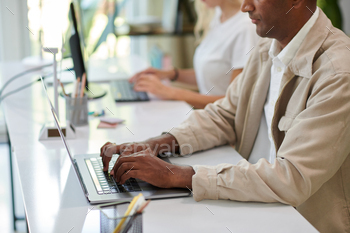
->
[40, 77, 88, 197]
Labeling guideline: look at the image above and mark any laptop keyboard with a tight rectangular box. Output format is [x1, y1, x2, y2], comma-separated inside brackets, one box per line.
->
[86, 157, 141, 195]
[111, 79, 149, 102]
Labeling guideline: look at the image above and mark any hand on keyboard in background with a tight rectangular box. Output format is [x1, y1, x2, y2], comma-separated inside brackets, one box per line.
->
[129, 67, 175, 83]
[133, 74, 177, 100]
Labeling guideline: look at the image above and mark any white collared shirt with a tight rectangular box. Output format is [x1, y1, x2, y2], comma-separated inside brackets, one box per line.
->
[249, 7, 320, 164]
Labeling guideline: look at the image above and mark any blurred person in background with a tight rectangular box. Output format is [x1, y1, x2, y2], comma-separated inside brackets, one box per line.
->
[130, 0, 259, 108]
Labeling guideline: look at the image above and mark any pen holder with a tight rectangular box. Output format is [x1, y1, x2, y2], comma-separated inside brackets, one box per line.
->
[100, 212, 143, 233]
[65, 94, 88, 126]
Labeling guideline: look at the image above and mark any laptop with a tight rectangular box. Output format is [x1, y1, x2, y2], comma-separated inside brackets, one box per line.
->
[69, 2, 149, 102]
[40, 78, 190, 204]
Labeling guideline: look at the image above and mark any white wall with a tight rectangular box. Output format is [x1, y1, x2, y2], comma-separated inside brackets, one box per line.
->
[339, 0, 350, 35]
[0, 0, 30, 61]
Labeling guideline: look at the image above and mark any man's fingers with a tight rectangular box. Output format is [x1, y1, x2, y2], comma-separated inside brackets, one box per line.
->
[100, 142, 113, 171]
[100, 142, 112, 157]
[114, 162, 137, 182]
[119, 143, 135, 155]
[111, 155, 137, 176]
[119, 170, 139, 185]
[113, 149, 150, 177]
[102, 159, 111, 172]
[120, 150, 133, 157]
[102, 142, 113, 155]
[102, 143, 118, 171]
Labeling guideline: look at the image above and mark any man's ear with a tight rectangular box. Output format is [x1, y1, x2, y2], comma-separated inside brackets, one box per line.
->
[290, 0, 307, 9]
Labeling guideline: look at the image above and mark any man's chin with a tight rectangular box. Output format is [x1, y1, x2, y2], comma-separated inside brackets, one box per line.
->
[256, 27, 272, 38]
[256, 28, 265, 38]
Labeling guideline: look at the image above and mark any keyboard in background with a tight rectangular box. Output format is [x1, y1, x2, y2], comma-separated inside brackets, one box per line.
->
[111, 79, 149, 102]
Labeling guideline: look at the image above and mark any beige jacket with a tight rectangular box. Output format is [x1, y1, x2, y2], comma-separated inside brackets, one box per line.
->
[170, 10, 350, 233]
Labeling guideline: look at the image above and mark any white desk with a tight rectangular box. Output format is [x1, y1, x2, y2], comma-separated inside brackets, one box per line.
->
[0, 61, 318, 233]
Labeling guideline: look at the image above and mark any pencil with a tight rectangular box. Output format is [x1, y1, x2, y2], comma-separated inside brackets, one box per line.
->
[136, 200, 150, 214]
[58, 80, 68, 97]
[113, 194, 142, 233]
[75, 77, 81, 98]
[80, 73, 86, 98]
[122, 199, 150, 233]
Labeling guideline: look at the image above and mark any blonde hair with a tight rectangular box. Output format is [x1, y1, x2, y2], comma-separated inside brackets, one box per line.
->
[194, 0, 243, 45]
[194, 0, 215, 45]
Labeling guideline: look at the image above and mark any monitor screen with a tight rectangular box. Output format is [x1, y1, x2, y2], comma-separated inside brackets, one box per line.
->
[69, 2, 88, 86]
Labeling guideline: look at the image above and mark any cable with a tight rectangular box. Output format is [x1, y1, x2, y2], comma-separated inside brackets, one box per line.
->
[0, 54, 73, 102]
[0, 78, 40, 103]
[0, 55, 72, 98]
[0, 64, 52, 98]
[0, 66, 74, 102]
[0, 66, 74, 103]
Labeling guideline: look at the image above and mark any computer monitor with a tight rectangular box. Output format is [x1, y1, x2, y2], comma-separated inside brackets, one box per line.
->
[69, 1, 106, 99]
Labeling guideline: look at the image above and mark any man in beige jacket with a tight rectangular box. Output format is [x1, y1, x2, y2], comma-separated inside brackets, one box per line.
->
[101, 0, 350, 232]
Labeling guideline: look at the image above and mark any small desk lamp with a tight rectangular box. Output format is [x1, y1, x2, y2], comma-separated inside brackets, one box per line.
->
[39, 47, 75, 140]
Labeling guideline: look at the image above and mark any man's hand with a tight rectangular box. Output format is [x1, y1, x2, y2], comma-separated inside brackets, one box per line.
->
[100, 134, 194, 188]
[111, 147, 195, 188]
[100, 141, 154, 171]
[99, 134, 180, 171]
